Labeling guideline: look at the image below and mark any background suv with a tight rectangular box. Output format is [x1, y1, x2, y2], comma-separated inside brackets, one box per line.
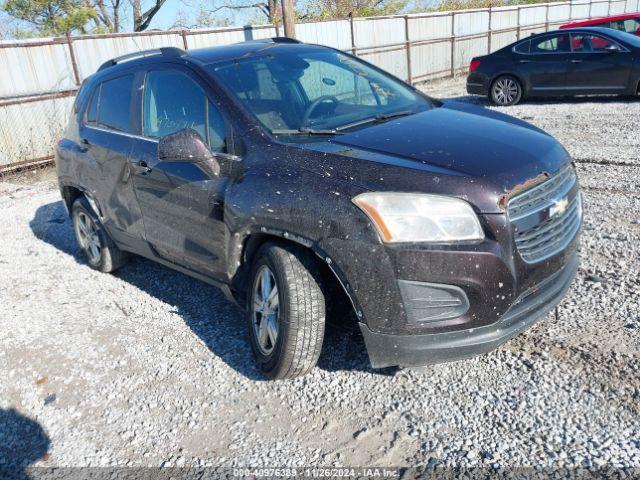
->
[561, 13, 640, 36]
[56, 38, 581, 379]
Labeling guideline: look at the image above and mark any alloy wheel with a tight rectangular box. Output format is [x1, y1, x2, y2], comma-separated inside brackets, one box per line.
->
[493, 78, 519, 105]
[74, 211, 101, 264]
[252, 265, 280, 355]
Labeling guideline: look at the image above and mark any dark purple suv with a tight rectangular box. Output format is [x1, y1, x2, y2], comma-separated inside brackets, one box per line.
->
[56, 38, 581, 379]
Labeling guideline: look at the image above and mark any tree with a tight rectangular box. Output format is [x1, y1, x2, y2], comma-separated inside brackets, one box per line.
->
[206, 0, 283, 25]
[91, 0, 123, 32]
[131, 0, 169, 31]
[172, 0, 232, 29]
[299, 0, 408, 20]
[2, 0, 97, 35]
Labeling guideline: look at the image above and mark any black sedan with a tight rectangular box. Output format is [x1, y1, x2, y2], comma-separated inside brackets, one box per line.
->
[467, 27, 640, 105]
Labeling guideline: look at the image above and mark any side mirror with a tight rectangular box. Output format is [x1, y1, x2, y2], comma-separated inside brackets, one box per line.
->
[158, 128, 214, 163]
[605, 44, 621, 53]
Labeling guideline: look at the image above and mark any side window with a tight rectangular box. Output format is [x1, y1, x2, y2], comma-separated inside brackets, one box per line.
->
[571, 34, 617, 52]
[98, 75, 134, 132]
[610, 18, 640, 34]
[531, 34, 570, 53]
[514, 40, 530, 54]
[85, 85, 99, 124]
[144, 70, 227, 152]
[144, 70, 206, 140]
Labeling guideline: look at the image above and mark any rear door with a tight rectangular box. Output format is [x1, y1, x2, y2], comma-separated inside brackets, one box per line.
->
[517, 33, 572, 94]
[78, 74, 145, 242]
[565, 33, 633, 92]
[128, 65, 236, 278]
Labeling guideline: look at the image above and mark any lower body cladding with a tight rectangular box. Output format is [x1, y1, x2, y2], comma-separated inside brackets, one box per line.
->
[360, 256, 579, 368]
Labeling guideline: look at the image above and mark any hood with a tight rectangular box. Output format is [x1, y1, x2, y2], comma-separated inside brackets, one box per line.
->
[330, 101, 562, 179]
[295, 100, 570, 214]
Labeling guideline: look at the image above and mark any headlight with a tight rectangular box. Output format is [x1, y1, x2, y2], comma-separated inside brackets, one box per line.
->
[353, 192, 484, 243]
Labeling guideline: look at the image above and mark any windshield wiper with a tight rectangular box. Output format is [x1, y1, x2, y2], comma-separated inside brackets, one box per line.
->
[271, 127, 341, 136]
[334, 110, 415, 132]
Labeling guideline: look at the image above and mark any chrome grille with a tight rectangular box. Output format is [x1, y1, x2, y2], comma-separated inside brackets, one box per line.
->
[508, 166, 576, 221]
[508, 166, 581, 264]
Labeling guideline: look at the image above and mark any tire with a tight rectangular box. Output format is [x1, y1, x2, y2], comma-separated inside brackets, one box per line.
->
[490, 75, 523, 106]
[246, 242, 326, 380]
[71, 196, 129, 273]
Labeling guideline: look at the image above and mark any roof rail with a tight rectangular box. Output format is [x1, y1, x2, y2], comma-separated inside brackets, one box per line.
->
[254, 37, 301, 44]
[98, 47, 186, 72]
[272, 37, 301, 43]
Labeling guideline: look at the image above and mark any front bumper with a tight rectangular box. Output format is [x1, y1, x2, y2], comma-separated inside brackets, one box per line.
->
[359, 255, 578, 368]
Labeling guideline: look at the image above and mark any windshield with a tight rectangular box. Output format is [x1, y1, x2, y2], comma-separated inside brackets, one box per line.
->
[209, 48, 431, 133]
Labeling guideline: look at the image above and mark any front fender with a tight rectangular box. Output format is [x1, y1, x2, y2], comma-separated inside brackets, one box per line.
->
[223, 163, 391, 320]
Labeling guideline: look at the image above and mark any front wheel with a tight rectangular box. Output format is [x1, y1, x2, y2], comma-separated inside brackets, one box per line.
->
[490, 75, 523, 106]
[246, 243, 326, 380]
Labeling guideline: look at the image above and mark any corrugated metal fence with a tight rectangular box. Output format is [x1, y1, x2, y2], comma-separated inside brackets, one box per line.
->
[0, 0, 638, 172]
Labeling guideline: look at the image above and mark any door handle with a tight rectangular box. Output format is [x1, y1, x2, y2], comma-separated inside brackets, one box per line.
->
[519, 59, 531, 64]
[571, 59, 583, 63]
[79, 138, 91, 151]
[134, 160, 152, 174]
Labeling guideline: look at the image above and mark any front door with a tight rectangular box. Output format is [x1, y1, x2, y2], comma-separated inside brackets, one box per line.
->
[128, 67, 237, 279]
[519, 33, 572, 94]
[565, 33, 633, 92]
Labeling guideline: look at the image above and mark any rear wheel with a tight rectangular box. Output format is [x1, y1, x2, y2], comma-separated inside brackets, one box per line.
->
[246, 243, 326, 379]
[72, 197, 129, 273]
[490, 75, 523, 106]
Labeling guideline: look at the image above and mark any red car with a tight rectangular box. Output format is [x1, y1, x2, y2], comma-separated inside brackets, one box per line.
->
[561, 13, 640, 36]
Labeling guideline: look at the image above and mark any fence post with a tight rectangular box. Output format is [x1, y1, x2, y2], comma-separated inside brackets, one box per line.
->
[181, 30, 189, 50]
[545, 3, 550, 31]
[569, 1, 573, 21]
[516, 6, 521, 40]
[65, 33, 81, 86]
[349, 13, 356, 55]
[450, 12, 456, 77]
[487, 5, 492, 53]
[405, 15, 412, 84]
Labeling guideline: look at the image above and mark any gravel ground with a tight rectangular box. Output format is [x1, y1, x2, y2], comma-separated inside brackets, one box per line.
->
[1, 79, 639, 473]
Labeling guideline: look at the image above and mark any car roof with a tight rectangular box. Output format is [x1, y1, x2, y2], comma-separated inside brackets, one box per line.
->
[187, 40, 327, 65]
[560, 12, 639, 28]
[92, 38, 330, 81]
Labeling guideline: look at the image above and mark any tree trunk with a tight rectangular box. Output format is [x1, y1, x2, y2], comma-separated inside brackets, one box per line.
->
[281, 0, 295, 38]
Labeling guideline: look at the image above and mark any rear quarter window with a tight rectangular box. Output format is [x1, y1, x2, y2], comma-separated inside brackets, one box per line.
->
[85, 86, 99, 123]
[514, 40, 530, 54]
[73, 80, 89, 114]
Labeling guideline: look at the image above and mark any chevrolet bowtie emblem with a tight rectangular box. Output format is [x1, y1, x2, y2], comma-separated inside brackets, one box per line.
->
[550, 197, 569, 217]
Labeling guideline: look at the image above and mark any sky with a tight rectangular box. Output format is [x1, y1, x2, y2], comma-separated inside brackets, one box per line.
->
[0, 0, 267, 38]
[0, 0, 436, 38]
[149, 0, 262, 30]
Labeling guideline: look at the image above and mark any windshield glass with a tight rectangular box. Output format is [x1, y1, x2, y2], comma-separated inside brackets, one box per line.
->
[209, 48, 431, 132]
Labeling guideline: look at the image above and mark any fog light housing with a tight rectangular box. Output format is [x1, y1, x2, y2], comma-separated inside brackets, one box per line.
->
[398, 280, 470, 324]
